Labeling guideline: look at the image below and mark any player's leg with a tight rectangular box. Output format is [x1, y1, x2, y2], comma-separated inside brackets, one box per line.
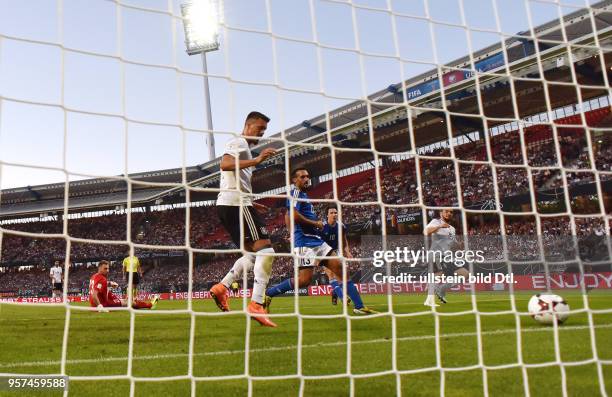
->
[265, 248, 315, 312]
[424, 271, 442, 306]
[211, 206, 254, 312]
[435, 266, 469, 303]
[103, 293, 124, 309]
[210, 254, 255, 311]
[323, 263, 350, 306]
[125, 272, 136, 302]
[132, 272, 140, 301]
[267, 266, 314, 298]
[223, 255, 255, 288]
[213, 205, 276, 326]
[324, 253, 377, 315]
[244, 206, 277, 327]
[324, 267, 338, 305]
[424, 260, 442, 306]
[133, 294, 159, 310]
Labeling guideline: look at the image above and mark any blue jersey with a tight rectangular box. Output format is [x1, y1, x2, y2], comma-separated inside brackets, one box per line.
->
[320, 221, 347, 251]
[286, 188, 324, 248]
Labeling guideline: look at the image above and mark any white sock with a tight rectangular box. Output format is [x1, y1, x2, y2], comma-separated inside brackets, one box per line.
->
[252, 247, 275, 304]
[427, 281, 436, 297]
[221, 254, 254, 288]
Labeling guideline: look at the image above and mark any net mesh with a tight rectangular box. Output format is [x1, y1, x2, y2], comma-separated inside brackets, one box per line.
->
[0, 0, 610, 396]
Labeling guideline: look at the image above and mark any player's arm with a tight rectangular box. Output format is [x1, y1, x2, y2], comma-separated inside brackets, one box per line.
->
[288, 208, 323, 229]
[122, 261, 126, 281]
[91, 289, 103, 307]
[219, 148, 276, 171]
[92, 290, 110, 312]
[424, 221, 449, 236]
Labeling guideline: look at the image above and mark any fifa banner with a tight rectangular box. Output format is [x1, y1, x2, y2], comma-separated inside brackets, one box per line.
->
[407, 53, 505, 101]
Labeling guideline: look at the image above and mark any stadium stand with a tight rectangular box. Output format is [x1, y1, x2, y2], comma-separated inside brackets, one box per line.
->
[1, 106, 609, 297]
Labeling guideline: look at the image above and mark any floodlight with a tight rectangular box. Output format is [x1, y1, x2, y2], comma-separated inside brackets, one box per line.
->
[181, 0, 221, 55]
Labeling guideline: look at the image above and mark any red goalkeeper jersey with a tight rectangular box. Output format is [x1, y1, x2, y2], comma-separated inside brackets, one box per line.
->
[89, 273, 121, 307]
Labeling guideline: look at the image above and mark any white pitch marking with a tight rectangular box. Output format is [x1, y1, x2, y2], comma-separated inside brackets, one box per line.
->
[1, 323, 610, 369]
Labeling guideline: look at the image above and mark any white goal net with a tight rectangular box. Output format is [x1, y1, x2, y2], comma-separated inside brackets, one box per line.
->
[0, 0, 611, 396]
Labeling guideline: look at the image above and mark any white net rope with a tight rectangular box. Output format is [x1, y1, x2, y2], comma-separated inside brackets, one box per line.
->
[0, 0, 610, 396]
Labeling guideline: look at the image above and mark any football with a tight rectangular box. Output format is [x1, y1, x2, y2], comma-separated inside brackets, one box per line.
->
[528, 294, 570, 325]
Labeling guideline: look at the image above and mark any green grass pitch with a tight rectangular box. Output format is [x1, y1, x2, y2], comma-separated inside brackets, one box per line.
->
[1, 291, 611, 397]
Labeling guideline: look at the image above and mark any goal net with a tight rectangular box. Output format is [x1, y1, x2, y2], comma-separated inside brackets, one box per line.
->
[0, 0, 611, 395]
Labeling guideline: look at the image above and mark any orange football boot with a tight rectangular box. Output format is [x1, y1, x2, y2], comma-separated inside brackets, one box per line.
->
[247, 301, 277, 328]
[209, 283, 230, 312]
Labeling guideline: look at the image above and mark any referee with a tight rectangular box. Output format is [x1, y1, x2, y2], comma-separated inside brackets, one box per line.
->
[123, 255, 143, 300]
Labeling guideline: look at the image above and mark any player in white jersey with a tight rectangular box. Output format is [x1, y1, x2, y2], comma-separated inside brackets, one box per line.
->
[423, 209, 468, 306]
[49, 260, 63, 299]
[209, 111, 278, 327]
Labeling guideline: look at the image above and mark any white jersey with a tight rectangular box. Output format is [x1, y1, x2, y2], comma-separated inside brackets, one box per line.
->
[426, 218, 456, 251]
[216, 136, 254, 206]
[50, 266, 63, 283]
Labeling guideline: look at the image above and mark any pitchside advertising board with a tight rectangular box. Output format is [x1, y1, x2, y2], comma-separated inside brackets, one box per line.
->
[406, 53, 505, 101]
[2, 272, 611, 303]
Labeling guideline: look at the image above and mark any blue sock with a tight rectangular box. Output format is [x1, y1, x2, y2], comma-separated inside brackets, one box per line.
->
[266, 278, 293, 298]
[330, 280, 344, 299]
[346, 281, 364, 309]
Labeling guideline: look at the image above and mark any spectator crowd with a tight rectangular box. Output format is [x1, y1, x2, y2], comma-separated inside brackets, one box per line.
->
[1, 110, 610, 296]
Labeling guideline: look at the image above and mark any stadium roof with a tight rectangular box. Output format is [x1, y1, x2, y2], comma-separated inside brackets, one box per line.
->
[1, 0, 611, 218]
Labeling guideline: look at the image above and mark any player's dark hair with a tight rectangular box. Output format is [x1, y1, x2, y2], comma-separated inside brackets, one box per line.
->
[245, 111, 270, 124]
[98, 260, 109, 268]
[291, 167, 309, 180]
[326, 205, 337, 215]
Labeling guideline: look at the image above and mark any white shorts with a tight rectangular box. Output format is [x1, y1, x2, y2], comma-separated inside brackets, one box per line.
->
[293, 243, 334, 268]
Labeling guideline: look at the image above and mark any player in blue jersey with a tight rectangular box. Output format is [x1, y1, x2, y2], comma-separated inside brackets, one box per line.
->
[264, 168, 376, 315]
[321, 206, 352, 306]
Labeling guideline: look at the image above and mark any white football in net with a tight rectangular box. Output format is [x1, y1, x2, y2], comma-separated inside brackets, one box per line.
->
[528, 294, 570, 325]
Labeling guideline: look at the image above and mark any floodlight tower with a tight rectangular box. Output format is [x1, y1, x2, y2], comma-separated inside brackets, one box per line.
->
[180, 0, 221, 161]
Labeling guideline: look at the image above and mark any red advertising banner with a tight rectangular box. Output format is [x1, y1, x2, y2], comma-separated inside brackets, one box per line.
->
[308, 272, 612, 296]
[1, 273, 610, 303]
[442, 70, 466, 87]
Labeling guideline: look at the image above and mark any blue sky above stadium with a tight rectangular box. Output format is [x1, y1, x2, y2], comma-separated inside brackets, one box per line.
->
[0, 0, 597, 189]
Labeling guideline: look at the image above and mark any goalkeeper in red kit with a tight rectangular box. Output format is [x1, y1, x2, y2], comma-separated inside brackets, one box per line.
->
[89, 260, 159, 311]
